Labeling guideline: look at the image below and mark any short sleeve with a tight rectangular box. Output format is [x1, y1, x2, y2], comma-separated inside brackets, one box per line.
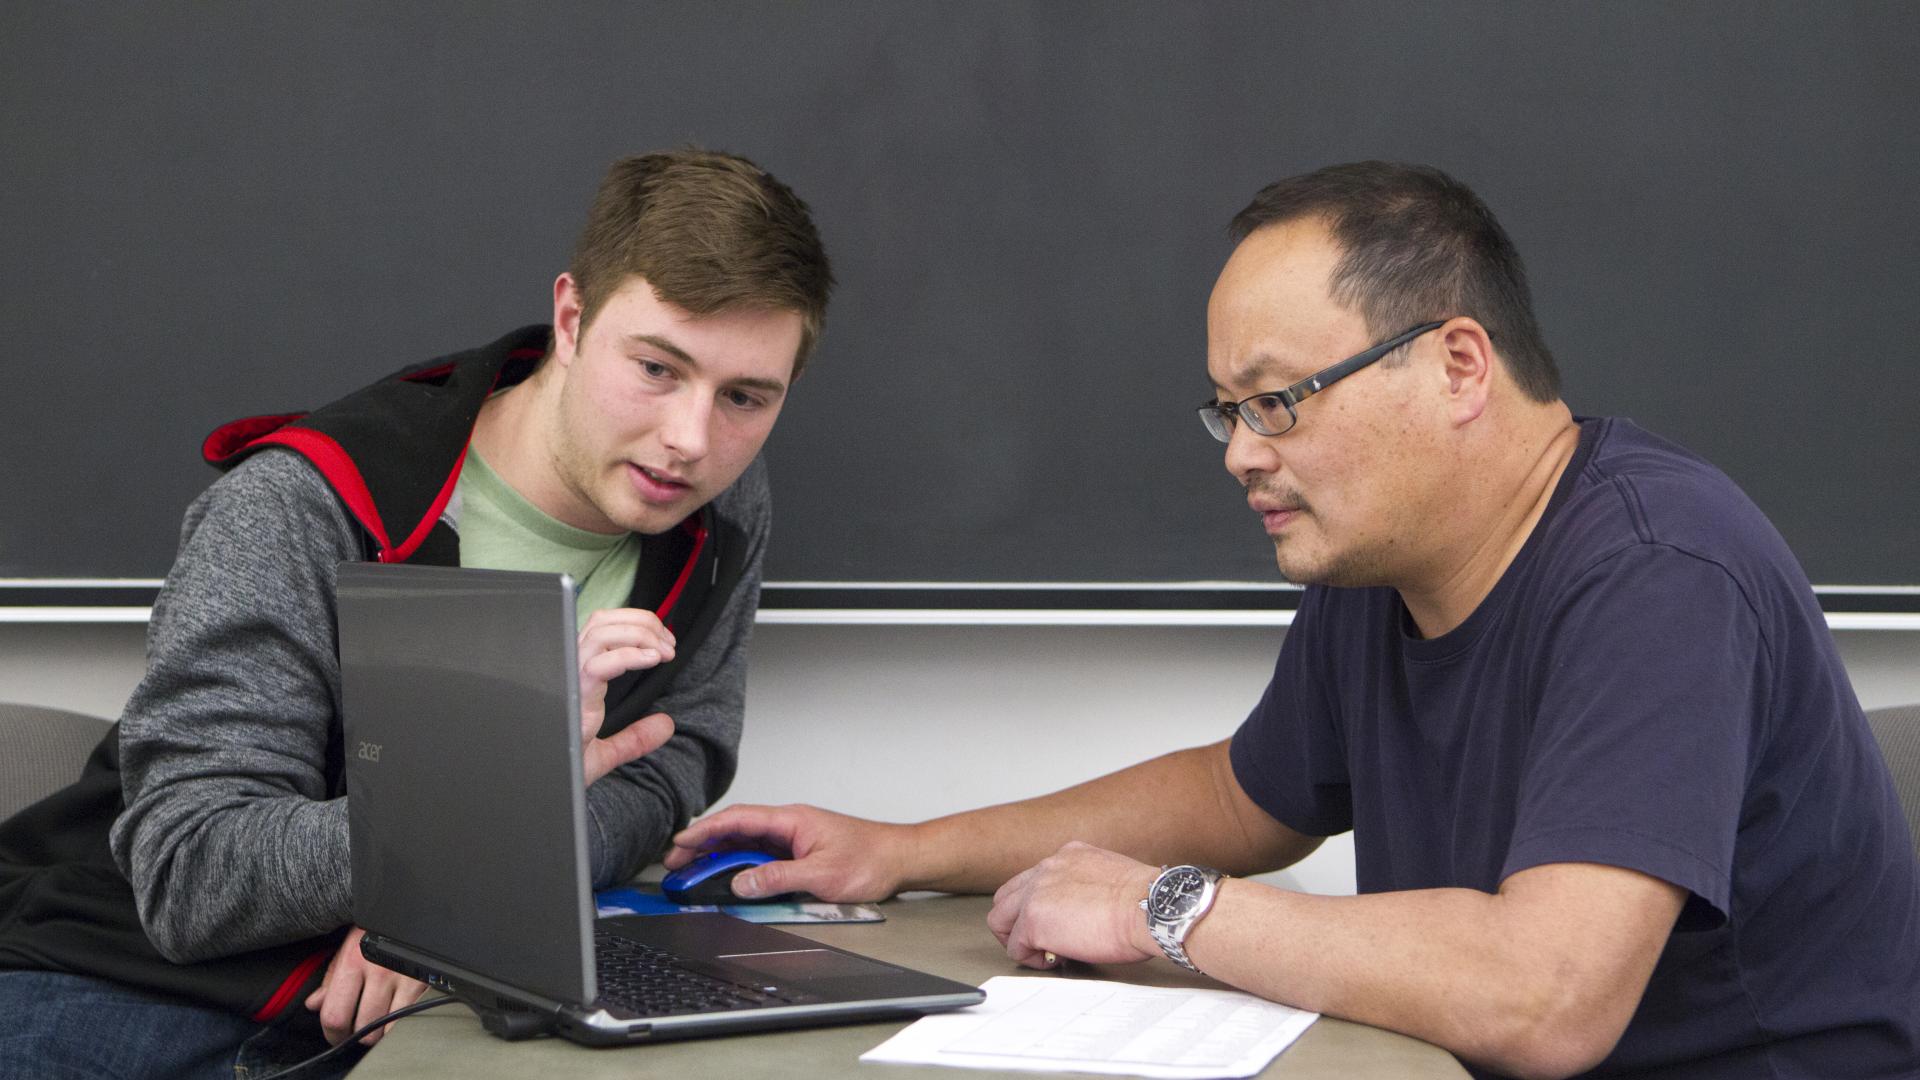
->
[1502, 545, 1762, 928]
[1229, 590, 1356, 838]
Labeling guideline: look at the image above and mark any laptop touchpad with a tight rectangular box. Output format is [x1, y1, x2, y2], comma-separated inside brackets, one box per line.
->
[721, 948, 900, 981]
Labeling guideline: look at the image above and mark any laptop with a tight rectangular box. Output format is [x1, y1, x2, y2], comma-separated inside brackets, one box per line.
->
[337, 562, 985, 1044]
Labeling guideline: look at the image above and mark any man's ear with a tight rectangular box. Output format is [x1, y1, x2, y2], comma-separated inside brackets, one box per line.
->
[551, 273, 585, 366]
[1437, 317, 1496, 427]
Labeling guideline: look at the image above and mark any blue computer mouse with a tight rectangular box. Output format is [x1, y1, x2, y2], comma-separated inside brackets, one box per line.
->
[660, 849, 783, 905]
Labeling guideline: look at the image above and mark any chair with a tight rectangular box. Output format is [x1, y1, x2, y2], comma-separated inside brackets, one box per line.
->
[1867, 704, 1920, 860]
[0, 702, 111, 821]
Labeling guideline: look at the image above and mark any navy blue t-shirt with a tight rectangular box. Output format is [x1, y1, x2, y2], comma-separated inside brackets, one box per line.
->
[1230, 418, 1919, 1078]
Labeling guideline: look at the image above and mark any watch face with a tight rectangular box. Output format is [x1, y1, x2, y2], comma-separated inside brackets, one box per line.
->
[1147, 867, 1209, 920]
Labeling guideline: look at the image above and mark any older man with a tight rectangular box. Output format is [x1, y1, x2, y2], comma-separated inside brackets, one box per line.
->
[670, 162, 1920, 1079]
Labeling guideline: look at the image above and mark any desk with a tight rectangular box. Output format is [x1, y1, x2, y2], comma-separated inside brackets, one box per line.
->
[353, 893, 1468, 1079]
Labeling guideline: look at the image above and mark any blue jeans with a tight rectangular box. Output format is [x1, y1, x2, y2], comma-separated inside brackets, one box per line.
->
[0, 970, 362, 1080]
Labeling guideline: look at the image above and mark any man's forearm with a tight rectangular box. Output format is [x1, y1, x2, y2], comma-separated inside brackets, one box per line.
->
[904, 740, 1317, 894]
[585, 711, 738, 886]
[1178, 863, 1684, 1079]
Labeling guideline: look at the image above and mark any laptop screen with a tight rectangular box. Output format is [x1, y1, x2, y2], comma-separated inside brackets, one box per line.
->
[339, 562, 597, 1005]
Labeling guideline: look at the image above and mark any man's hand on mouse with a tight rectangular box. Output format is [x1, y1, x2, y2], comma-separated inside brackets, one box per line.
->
[667, 804, 911, 903]
[577, 608, 678, 785]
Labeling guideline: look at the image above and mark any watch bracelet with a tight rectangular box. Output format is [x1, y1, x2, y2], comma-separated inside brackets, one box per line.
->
[1143, 864, 1223, 975]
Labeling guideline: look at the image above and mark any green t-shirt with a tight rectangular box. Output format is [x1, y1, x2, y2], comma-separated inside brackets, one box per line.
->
[455, 449, 641, 630]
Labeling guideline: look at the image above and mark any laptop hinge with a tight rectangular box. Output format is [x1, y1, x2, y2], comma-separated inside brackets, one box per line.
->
[476, 1001, 559, 1041]
[361, 931, 570, 1039]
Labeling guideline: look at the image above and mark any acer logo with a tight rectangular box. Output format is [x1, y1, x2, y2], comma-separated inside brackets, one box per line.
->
[357, 741, 382, 762]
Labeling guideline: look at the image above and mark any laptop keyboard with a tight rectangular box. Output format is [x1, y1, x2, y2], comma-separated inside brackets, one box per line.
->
[592, 930, 799, 1016]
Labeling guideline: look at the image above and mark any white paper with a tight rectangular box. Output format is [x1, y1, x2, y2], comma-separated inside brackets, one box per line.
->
[860, 976, 1318, 1078]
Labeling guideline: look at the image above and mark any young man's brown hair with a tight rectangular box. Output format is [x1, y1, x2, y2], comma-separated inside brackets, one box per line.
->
[570, 147, 835, 375]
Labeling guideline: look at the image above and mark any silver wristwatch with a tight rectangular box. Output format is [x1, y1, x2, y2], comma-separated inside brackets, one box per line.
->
[1139, 864, 1224, 974]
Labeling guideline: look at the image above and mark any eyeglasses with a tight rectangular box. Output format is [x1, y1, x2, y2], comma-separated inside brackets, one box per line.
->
[1197, 321, 1446, 442]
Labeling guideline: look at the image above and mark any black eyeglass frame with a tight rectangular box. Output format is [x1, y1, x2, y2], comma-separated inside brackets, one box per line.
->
[1198, 320, 1448, 442]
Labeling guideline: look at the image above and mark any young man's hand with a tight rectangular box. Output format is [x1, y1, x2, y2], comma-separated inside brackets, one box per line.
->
[305, 927, 427, 1046]
[667, 804, 914, 903]
[577, 608, 678, 785]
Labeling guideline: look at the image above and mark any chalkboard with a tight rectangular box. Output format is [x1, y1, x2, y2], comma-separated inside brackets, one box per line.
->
[3, 4, 1915, 595]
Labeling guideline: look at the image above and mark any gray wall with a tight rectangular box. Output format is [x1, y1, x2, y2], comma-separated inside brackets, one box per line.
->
[3, 3, 1917, 587]
[5, 621, 1915, 896]
[5, 4, 1917, 894]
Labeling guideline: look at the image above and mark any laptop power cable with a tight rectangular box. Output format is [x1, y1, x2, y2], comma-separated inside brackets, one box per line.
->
[250, 995, 460, 1080]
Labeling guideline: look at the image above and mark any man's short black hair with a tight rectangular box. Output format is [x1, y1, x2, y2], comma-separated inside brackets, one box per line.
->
[1230, 162, 1560, 403]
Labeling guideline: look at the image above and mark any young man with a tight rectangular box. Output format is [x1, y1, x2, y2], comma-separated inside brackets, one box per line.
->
[668, 163, 1920, 1078]
[0, 148, 832, 1078]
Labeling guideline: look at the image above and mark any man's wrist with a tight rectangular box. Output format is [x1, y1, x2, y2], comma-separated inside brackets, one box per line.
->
[906, 814, 1020, 895]
[1127, 865, 1162, 957]
[1141, 864, 1226, 973]
[1177, 876, 1241, 974]
[889, 819, 938, 894]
